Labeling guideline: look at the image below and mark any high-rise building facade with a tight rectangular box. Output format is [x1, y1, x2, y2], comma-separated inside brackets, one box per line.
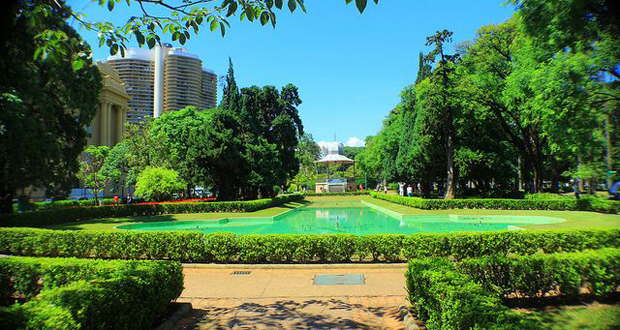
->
[106, 45, 217, 122]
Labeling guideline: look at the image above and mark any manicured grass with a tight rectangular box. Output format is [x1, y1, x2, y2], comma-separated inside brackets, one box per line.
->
[523, 303, 620, 330]
[44, 195, 620, 231]
[45, 201, 307, 231]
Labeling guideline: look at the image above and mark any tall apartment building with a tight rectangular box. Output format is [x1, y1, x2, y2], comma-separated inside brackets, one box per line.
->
[107, 45, 217, 122]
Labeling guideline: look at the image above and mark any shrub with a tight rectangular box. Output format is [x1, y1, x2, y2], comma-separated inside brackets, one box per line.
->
[0, 227, 618, 263]
[370, 191, 620, 213]
[0, 257, 183, 330]
[406, 249, 620, 329]
[134, 167, 187, 202]
[406, 258, 523, 330]
[0, 194, 303, 227]
[457, 248, 620, 298]
[13, 198, 116, 213]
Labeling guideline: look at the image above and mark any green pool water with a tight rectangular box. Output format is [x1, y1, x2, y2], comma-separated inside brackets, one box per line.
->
[117, 206, 564, 235]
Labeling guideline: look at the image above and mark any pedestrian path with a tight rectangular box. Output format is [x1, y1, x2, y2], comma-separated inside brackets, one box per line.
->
[173, 264, 408, 329]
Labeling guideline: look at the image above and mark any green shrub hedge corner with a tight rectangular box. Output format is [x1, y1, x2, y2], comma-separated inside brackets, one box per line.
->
[458, 248, 620, 298]
[0, 257, 183, 330]
[0, 194, 303, 227]
[1, 227, 618, 263]
[370, 191, 620, 213]
[406, 248, 620, 330]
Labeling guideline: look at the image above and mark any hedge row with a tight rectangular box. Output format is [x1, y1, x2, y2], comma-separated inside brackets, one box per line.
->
[1, 228, 618, 263]
[0, 257, 183, 329]
[14, 198, 116, 213]
[0, 194, 303, 227]
[406, 248, 620, 329]
[371, 191, 620, 213]
[458, 248, 620, 298]
[406, 258, 526, 330]
[302, 191, 370, 196]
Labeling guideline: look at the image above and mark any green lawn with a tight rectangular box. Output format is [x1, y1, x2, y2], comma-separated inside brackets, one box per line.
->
[522, 303, 620, 330]
[44, 196, 620, 231]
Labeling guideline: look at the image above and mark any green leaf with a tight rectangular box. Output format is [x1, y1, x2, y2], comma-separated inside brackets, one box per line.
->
[260, 11, 269, 26]
[72, 60, 84, 71]
[107, 0, 114, 11]
[220, 23, 226, 37]
[179, 34, 186, 45]
[288, 0, 296, 12]
[110, 44, 118, 55]
[355, 0, 367, 13]
[275, 0, 283, 9]
[135, 31, 145, 46]
[147, 37, 156, 49]
[210, 19, 219, 32]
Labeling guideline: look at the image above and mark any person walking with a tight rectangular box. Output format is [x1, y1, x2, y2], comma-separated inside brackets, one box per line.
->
[407, 185, 413, 197]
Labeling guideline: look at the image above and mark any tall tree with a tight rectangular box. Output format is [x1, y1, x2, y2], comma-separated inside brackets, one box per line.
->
[0, 0, 102, 213]
[424, 30, 459, 198]
[221, 57, 240, 111]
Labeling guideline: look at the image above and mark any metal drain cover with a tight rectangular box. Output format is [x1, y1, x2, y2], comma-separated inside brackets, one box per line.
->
[313, 274, 365, 285]
[231, 271, 251, 275]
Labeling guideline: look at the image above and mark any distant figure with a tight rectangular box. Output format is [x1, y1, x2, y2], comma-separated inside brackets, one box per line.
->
[398, 182, 404, 196]
[384, 184, 388, 194]
[610, 181, 620, 200]
[572, 179, 580, 200]
[407, 185, 413, 197]
[127, 195, 133, 205]
[114, 195, 119, 205]
[359, 184, 364, 191]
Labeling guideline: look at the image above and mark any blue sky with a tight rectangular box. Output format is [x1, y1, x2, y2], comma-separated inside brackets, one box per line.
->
[67, 0, 515, 146]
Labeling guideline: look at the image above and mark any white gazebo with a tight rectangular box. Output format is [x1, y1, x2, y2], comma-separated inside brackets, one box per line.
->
[314, 142, 357, 193]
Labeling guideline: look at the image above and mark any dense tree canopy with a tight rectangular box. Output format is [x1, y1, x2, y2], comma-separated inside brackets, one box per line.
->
[0, 0, 102, 213]
[357, 3, 619, 197]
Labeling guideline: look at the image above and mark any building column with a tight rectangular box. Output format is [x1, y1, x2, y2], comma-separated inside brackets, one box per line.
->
[99, 102, 107, 146]
[116, 104, 124, 145]
[92, 104, 101, 145]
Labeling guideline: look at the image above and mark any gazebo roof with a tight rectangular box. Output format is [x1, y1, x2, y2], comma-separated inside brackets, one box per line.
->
[315, 153, 354, 164]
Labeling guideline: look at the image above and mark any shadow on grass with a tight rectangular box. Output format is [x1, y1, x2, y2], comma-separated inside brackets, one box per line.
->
[173, 299, 400, 329]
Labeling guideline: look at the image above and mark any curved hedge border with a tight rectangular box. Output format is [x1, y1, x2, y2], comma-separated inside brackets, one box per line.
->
[0, 257, 183, 329]
[0, 228, 618, 263]
[371, 191, 620, 213]
[406, 248, 620, 329]
[0, 194, 303, 227]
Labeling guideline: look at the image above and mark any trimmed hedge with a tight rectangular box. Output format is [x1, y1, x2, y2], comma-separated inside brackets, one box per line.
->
[406, 258, 527, 330]
[303, 191, 370, 196]
[458, 248, 620, 298]
[1, 227, 618, 263]
[14, 198, 116, 213]
[0, 257, 183, 329]
[406, 248, 620, 329]
[0, 194, 303, 227]
[371, 191, 620, 213]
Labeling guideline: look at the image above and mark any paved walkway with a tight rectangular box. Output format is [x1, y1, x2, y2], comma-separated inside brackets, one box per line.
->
[173, 264, 408, 329]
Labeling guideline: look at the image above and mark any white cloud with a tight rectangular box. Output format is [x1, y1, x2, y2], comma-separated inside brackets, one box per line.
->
[345, 137, 365, 147]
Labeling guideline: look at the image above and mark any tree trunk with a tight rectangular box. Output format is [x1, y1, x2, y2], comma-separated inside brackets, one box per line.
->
[445, 132, 457, 199]
[605, 114, 613, 189]
[0, 193, 13, 214]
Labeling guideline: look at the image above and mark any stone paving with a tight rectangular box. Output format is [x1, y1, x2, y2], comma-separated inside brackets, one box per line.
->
[173, 265, 408, 329]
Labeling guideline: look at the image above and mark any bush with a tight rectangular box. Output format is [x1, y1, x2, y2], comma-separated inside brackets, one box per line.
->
[524, 192, 571, 200]
[406, 249, 620, 329]
[0, 227, 618, 263]
[134, 167, 187, 202]
[13, 198, 116, 213]
[0, 257, 183, 330]
[0, 194, 303, 227]
[371, 191, 620, 213]
[458, 248, 620, 298]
